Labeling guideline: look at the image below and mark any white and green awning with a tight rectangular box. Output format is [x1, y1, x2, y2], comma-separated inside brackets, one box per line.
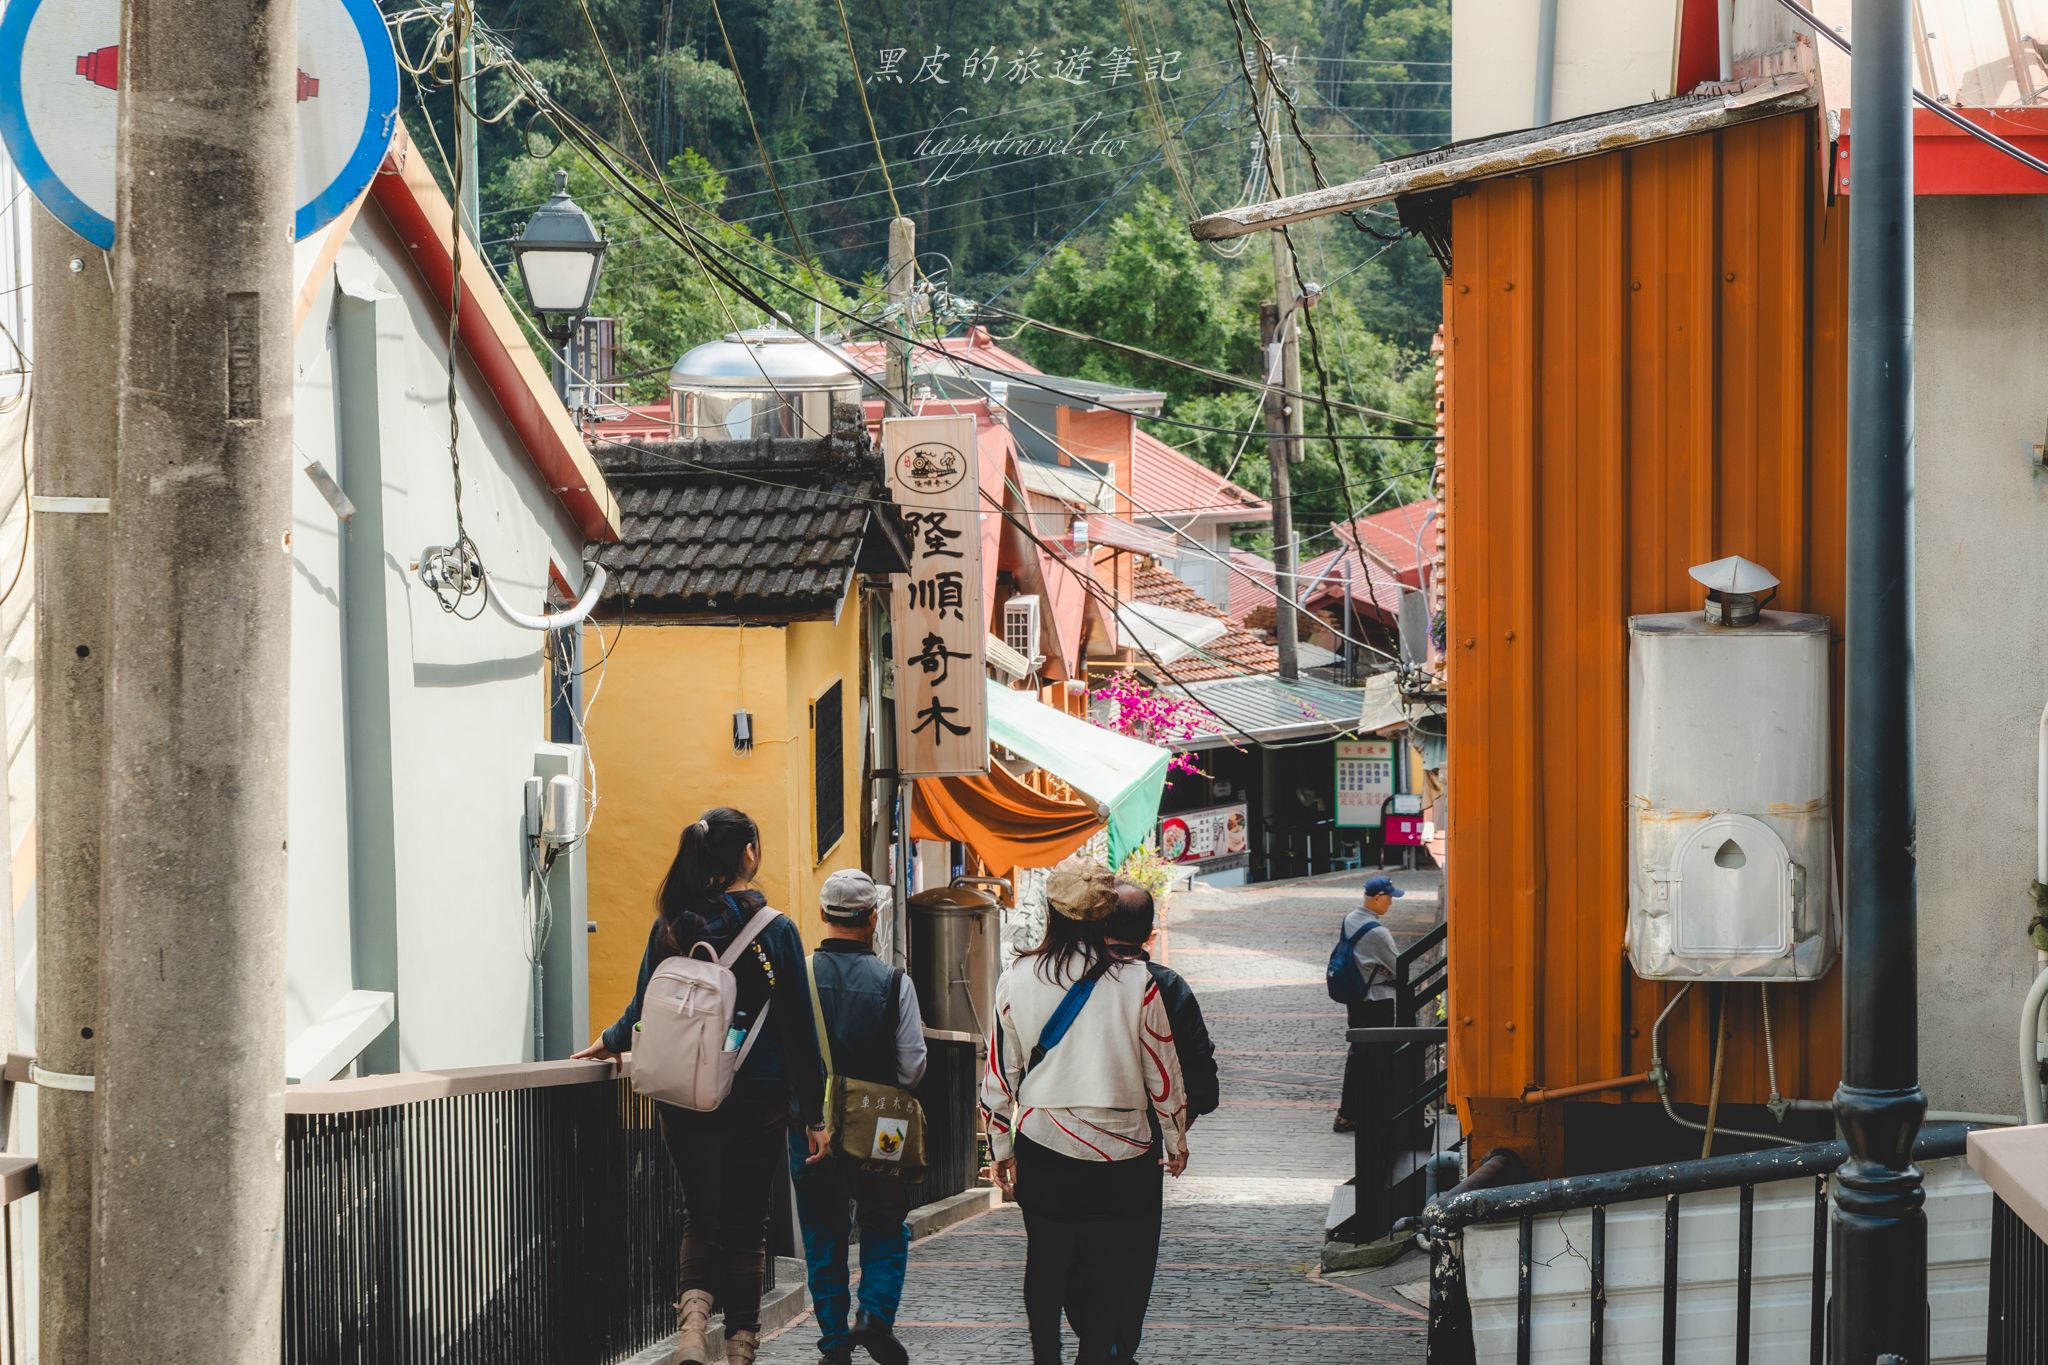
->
[984, 681, 1170, 867]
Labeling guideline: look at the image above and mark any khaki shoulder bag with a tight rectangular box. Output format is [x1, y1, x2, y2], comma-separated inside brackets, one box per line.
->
[807, 954, 927, 1182]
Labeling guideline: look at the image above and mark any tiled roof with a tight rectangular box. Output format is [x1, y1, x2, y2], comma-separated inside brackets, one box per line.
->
[1337, 498, 1439, 581]
[1131, 560, 1279, 683]
[1224, 549, 1277, 624]
[590, 418, 909, 620]
[1130, 430, 1268, 525]
[1298, 540, 1405, 623]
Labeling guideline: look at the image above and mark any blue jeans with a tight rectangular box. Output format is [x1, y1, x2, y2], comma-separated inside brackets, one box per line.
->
[787, 1133, 913, 1359]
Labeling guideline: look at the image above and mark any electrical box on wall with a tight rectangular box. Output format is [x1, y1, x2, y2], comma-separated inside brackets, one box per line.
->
[1625, 606, 1838, 981]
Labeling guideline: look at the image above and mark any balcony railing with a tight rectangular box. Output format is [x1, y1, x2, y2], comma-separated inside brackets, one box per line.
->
[0, 1154, 34, 1365]
[281, 1030, 982, 1365]
[1417, 1122, 1981, 1365]
[1340, 920, 1454, 1243]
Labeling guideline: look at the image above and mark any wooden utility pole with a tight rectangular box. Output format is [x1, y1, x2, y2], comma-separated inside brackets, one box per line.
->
[1260, 61, 1304, 682]
[91, 0, 298, 1357]
[29, 207, 113, 1365]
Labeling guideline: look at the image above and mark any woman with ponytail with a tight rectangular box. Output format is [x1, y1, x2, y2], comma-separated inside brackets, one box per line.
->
[576, 807, 827, 1365]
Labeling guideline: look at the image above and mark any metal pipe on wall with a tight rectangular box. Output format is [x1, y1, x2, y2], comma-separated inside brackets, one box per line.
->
[1533, 0, 1560, 126]
[1831, 0, 1929, 1357]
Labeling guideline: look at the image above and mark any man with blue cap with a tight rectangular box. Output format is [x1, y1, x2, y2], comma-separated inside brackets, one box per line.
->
[1335, 875, 1404, 1134]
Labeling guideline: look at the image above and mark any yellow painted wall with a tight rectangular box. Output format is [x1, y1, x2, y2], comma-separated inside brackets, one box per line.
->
[582, 602, 867, 1028]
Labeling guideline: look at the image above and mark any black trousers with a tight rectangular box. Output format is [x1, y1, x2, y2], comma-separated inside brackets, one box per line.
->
[657, 1100, 788, 1334]
[1338, 998, 1396, 1123]
[1015, 1136, 1161, 1365]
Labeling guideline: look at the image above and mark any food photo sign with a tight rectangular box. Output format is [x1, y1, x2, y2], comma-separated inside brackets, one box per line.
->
[1158, 801, 1249, 873]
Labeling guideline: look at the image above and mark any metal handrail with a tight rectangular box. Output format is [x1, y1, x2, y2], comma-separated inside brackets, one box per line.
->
[1421, 1121, 1977, 1236]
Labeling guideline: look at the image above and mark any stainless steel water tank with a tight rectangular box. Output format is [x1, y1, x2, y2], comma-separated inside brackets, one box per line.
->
[908, 883, 1001, 1038]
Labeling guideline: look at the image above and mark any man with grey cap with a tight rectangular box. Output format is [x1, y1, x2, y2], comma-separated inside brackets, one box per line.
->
[789, 869, 926, 1365]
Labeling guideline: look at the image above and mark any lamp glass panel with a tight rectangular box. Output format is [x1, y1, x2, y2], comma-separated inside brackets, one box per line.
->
[517, 249, 598, 314]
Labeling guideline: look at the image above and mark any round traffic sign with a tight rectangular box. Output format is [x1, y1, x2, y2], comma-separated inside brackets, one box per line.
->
[0, 0, 400, 247]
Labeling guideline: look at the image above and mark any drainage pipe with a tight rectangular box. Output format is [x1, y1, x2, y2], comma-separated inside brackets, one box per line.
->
[1533, 0, 1560, 127]
[1521, 1072, 1653, 1104]
[2024, 699, 2048, 1125]
[1718, 0, 1737, 80]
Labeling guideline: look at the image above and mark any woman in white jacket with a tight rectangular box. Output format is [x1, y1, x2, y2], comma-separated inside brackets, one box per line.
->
[980, 857, 1189, 1365]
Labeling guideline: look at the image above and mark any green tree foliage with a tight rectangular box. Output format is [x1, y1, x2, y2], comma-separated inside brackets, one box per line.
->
[1014, 186, 1432, 536]
[447, 0, 1448, 477]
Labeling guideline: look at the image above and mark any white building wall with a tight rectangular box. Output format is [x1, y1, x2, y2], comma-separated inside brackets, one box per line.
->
[1913, 195, 2048, 1118]
[288, 205, 588, 1071]
[1451, 0, 1682, 141]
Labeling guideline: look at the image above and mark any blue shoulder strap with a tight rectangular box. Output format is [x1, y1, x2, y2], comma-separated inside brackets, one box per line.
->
[1024, 956, 1115, 1080]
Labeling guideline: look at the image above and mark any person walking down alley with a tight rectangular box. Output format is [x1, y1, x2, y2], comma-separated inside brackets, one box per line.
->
[791, 869, 927, 1365]
[1333, 875, 1403, 1134]
[1103, 879, 1218, 1363]
[574, 808, 827, 1365]
[981, 857, 1190, 1365]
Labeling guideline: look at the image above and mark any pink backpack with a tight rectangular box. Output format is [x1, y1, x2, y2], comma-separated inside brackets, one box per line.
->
[629, 905, 781, 1112]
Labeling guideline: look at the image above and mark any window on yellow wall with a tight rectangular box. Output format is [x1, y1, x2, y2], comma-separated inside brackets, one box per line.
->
[814, 680, 845, 860]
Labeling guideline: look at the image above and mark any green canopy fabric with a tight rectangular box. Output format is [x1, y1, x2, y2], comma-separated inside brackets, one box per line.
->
[984, 681, 1171, 867]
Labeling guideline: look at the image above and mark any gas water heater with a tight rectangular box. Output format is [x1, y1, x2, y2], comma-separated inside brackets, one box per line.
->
[1626, 557, 1838, 981]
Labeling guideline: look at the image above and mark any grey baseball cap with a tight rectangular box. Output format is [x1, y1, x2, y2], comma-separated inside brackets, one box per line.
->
[820, 868, 880, 920]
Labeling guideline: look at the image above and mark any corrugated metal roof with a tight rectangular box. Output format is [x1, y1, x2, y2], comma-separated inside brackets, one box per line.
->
[1190, 75, 1815, 240]
[1130, 430, 1269, 524]
[1176, 673, 1366, 747]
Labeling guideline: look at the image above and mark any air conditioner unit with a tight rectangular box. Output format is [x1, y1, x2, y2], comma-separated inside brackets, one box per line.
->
[1003, 595, 1042, 663]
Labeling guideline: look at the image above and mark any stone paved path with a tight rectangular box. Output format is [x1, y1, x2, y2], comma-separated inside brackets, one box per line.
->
[758, 868, 1441, 1363]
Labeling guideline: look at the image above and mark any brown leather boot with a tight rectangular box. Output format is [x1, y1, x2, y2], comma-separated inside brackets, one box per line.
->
[673, 1289, 715, 1365]
[724, 1329, 759, 1364]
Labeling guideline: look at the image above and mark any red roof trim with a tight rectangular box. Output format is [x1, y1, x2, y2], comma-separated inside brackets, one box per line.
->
[1838, 106, 2048, 196]
[369, 133, 620, 542]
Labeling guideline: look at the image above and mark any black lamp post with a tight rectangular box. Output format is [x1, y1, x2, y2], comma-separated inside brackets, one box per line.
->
[512, 169, 608, 403]
[1832, 0, 1927, 1359]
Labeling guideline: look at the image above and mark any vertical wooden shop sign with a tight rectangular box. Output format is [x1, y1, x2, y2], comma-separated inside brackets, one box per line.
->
[886, 415, 988, 777]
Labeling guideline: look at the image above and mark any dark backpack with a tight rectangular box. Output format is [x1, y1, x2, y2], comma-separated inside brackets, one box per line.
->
[1326, 916, 1386, 1005]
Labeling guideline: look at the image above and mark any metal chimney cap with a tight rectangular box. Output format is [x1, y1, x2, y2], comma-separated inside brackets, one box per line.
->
[1688, 555, 1780, 595]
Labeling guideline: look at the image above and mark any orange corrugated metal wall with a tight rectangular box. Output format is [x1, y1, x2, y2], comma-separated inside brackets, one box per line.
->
[1442, 110, 1848, 1167]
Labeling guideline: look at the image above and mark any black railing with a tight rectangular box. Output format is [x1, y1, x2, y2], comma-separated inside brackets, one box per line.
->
[1341, 920, 1454, 1243]
[1988, 1195, 2048, 1363]
[283, 1069, 686, 1365]
[905, 1032, 980, 1210]
[1418, 1122, 1979, 1365]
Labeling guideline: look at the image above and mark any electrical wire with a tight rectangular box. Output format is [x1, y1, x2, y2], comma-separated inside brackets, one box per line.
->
[1774, 0, 2048, 180]
[829, 0, 904, 220]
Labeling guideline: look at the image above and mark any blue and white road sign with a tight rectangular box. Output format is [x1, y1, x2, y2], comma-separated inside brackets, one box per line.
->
[0, 0, 400, 247]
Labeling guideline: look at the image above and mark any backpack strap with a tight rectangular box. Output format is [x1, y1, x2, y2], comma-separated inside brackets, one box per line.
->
[805, 953, 837, 1091]
[1349, 914, 1388, 994]
[720, 902, 782, 1068]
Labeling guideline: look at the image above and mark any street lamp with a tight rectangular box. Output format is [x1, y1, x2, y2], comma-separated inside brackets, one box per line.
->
[512, 169, 607, 402]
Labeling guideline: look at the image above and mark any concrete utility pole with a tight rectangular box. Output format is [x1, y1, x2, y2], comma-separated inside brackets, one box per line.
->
[886, 216, 916, 406]
[1259, 65, 1303, 683]
[29, 207, 114, 1365]
[92, 0, 298, 1357]
[1831, 0, 1928, 1359]
[875, 217, 915, 962]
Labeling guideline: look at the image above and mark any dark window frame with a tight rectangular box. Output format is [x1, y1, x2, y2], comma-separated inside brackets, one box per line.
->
[813, 680, 845, 861]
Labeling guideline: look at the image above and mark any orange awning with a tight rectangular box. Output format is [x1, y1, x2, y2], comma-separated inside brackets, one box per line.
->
[909, 764, 1104, 883]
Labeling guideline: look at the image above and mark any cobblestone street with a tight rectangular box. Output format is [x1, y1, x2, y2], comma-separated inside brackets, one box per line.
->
[758, 868, 1441, 1362]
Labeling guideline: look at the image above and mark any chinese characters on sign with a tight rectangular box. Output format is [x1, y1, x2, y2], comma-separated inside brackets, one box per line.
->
[887, 416, 987, 777]
[1335, 739, 1397, 828]
[869, 44, 1182, 85]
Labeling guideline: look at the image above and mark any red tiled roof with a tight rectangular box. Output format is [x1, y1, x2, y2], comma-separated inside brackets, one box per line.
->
[1224, 550, 1277, 624]
[1299, 539, 1404, 624]
[841, 325, 1043, 379]
[1131, 560, 1279, 683]
[1129, 430, 1268, 524]
[1336, 498, 1439, 584]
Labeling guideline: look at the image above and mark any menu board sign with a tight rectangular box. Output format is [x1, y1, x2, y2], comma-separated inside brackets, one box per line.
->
[1158, 802, 1250, 869]
[1335, 739, 1397, 827]
[886, 415, 987, 777]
